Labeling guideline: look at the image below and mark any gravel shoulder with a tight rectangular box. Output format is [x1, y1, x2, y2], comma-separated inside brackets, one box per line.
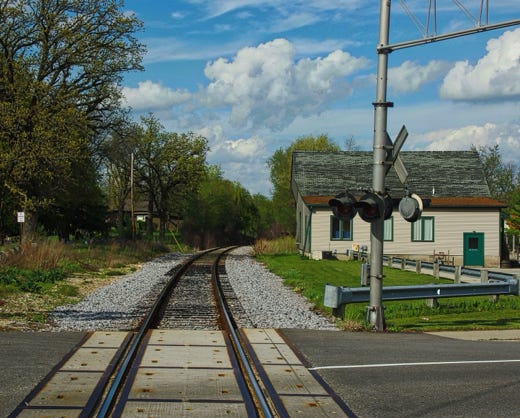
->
[51, 246, 337, 331]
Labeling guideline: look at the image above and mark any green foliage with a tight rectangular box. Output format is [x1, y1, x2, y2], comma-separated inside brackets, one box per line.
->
[182, 167, 259, 247]
[251, 194, 278, 238]
[257, 254, 520, 331]
[268, 134, 340, 235]
[135, 115, 209, 240]
[0, 0, 145, 240]
[0, 267, 66, 293]
[507, 187, 520, 236]
[472, 144, 518, 201]
[56, 283, 80, 297]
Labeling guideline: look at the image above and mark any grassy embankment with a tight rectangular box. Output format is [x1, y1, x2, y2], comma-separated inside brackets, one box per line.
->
[0, 239, 174, 328]
[253, 238, 520, 332]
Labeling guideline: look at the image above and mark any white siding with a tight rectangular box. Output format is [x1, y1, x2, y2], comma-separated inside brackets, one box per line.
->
[308, 206, 501, 266]
[295, 193, 313, 253]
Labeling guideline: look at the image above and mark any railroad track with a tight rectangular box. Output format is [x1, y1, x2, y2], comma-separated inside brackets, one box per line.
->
[9, 247, 353, 417]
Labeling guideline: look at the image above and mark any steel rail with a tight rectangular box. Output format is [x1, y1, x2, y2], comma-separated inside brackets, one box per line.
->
[212, 248, 276, 418]
[95, 249, 212, 418]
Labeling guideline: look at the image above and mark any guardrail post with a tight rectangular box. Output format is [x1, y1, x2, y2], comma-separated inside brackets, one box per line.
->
[324, 284, 345, 318]
[433, 260, 440, 278]
[416, 260, 422, 274]
[388, 257, 393, 267]
[401, 259, 406, 270]
[426, 298, 439, 308]
[481, 269, 488, 283]
[454, 265, 461, 283]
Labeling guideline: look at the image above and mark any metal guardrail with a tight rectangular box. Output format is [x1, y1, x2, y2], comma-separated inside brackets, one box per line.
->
[324, 280, 520, 309]
[383, 256, 517, 282]
[325, 256, 520, 317]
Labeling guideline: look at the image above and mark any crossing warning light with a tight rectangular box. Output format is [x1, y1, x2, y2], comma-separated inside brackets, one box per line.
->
[399, 193, 423, 222]
[329, 191, 393, 223]
[328, 191, 357, 221]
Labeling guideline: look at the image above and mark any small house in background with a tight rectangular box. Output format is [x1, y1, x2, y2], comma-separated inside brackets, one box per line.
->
[291, 150, 506, 267]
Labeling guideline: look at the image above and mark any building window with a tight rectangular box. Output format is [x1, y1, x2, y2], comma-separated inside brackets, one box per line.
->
[412, 216, 434, 242]
[384, 217, 394, 241]
[331, 216, 353, 240]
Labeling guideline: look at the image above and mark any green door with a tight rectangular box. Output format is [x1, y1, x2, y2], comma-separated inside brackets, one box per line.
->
[463, 232, 484, 266]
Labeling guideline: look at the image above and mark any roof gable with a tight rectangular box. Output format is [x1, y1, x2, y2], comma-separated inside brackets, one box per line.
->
[291, 150, 491, 199]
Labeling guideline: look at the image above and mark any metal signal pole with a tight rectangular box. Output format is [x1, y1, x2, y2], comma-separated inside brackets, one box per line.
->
[367, 1, 519, 330]
[368, 0, 392, 330]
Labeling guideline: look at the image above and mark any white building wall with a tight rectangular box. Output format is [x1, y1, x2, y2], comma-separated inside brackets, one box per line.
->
[307, 206, 501, 266]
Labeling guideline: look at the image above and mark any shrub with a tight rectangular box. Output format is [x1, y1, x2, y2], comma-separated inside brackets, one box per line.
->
[0, 267, 66, 293]
[253, 237, 298, 255]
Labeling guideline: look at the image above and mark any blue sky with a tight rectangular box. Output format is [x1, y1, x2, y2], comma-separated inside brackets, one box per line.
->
[121, 1, 520, 196]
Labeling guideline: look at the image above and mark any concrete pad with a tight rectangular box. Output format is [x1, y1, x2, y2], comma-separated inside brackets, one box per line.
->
[243, 328, 285, 344]
[139, 345, 232, 368]
[262, 364, 329, 396]
[121, 401, 248, 417]
[280, 394, 352, 417]
[82, 331, 129, 348]
[428, 329, 520, 341]
[61, 347, 120, 371]
[17, 408, 82, 418]
[148, 329, 226, 346]
[27, 371, 103, 407]
[128, 367, 243, 401]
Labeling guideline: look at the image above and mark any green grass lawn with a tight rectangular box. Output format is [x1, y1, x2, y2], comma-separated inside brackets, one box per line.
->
[256, 254, 520, 332]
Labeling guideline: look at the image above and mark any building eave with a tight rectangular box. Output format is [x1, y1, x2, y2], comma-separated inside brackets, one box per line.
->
[302, 195, 506, 209]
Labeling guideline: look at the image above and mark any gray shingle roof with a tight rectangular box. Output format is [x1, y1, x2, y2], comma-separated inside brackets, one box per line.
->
[291, 150, 491, 198]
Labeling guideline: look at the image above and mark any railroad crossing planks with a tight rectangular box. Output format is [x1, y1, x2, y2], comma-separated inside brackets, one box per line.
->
[13, 331, 130, 417]
[12, 329, 349, 417]
[243, 328, 349, 417]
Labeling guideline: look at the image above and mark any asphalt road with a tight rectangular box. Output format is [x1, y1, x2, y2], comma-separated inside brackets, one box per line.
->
[282, 329, 520, 417]
[2, 330, 520, 417]
[0, 331, 86, 417]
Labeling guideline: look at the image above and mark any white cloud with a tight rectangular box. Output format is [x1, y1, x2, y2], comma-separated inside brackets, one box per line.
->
[212, 137, 266, 162]
[388, 60, 452, 93]
[188, 0, 363, 20]
[197, 124, 267, 162]
[268, 12, 321, 33]
[440, 28, 520, 101]
[122, 81, 191, 111]
[412, 122, 520, 166]
[202, 38, 369, 130]
[194, 123, 270, 193]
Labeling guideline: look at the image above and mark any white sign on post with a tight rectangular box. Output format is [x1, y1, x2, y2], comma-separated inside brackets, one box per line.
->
[17, 212, 25, 223]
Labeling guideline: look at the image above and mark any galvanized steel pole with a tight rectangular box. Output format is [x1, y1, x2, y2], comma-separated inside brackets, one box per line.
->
[369, 0, 392, 330]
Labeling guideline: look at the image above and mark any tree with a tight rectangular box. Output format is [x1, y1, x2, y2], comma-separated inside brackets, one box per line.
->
[268, 134, 340, 235]
[472, 144, 520, 261]
[472, 144, 518, 200]
[101, 122, 141, 238]
[508, 188, 520, 236]
[0, 0, 144, 239]
[251, 193, 278, 238]
[135, 115, 208, 240]
[182, 166, 259, 248]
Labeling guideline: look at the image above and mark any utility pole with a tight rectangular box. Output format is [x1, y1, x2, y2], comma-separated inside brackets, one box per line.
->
[130, 152, 135, 240]
[368, 0, 392, 330]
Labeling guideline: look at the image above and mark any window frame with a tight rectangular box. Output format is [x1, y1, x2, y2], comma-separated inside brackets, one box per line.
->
[384, 216, 394, 241]
[330, 216, 353, 241]
[411, 216, 435, 242]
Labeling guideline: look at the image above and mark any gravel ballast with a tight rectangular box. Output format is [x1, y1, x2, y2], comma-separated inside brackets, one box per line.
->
[52, 247, 337, 331]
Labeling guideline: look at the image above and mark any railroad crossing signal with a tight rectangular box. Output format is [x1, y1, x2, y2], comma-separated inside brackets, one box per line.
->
[329, 192, 393, 223]
[385, 125, 408, 184]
